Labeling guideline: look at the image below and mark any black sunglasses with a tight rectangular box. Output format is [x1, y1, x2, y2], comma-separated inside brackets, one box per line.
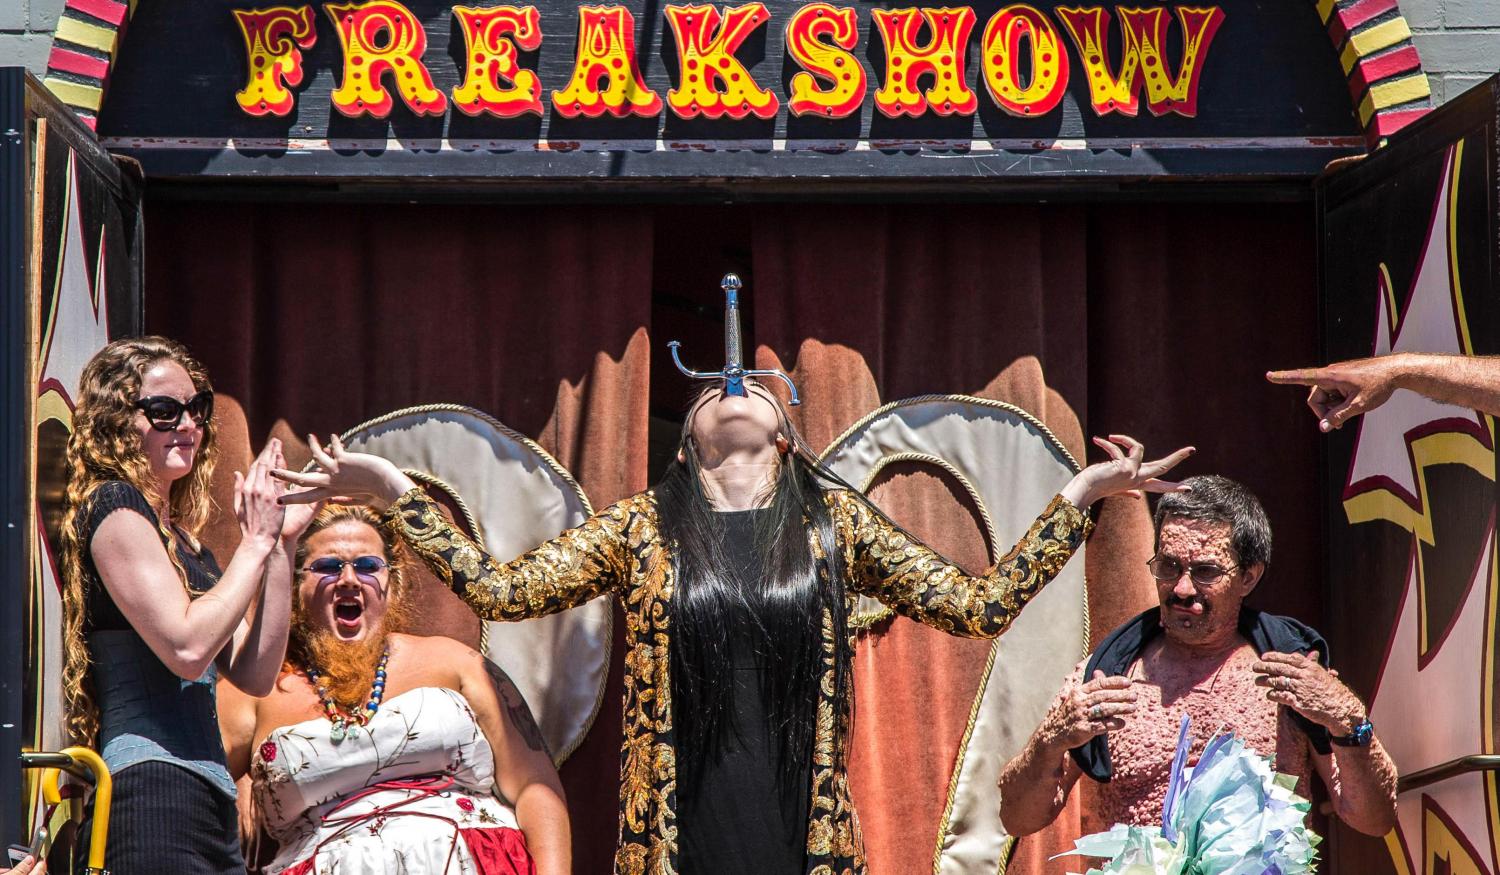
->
[302, 555, 388, 583]
[135, 391, 214, 432]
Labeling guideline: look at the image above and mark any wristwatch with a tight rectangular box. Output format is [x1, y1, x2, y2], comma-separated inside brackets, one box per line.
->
[1331, 717, 1375, 747]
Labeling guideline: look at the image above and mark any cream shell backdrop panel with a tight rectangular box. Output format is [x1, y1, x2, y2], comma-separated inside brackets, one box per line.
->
[340, 406, 609, 764]
[820, 396, 1087, 874]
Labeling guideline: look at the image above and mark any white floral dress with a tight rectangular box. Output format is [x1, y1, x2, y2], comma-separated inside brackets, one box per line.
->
[252, 687, 534, 875]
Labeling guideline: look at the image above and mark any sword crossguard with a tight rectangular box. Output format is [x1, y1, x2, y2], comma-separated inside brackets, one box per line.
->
[666, 274, 802, 406]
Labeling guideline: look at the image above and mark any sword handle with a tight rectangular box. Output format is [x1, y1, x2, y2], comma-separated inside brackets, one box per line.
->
[722, 273, 743, 370]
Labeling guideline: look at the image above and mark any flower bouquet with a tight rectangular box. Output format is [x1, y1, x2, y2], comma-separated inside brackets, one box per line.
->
[1053, 716, 1321, 874]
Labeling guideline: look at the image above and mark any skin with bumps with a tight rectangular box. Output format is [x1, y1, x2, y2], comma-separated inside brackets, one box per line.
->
[1153, 518, 1260, 650]
[999, 513, 1399, 839]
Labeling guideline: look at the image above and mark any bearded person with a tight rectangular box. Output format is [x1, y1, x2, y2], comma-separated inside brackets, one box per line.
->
[218, 504, 570, 875]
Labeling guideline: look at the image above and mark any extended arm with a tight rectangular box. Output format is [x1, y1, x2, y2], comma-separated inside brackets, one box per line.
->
[838, 435, 1190, 637]
[836, 488, 1091, 638]
[1269, 353, 1500, 431]
[274, 436, 629, 622]
[384, 487, 630, 621]
[453, 643, 571, 875]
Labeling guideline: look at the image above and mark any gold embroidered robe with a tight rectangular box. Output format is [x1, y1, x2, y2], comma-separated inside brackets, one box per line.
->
[384, 486, 1092, 875]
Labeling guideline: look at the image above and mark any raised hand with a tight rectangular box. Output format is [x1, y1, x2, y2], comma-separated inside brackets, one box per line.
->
[234, 438, 287, 551]
[1252, 650, 1366, 734]
[1039, 670, 1138, 750]
[1266, 357, 1400, 432]
[270, 434, 416, 509]
[1061, 434, 1194, 509]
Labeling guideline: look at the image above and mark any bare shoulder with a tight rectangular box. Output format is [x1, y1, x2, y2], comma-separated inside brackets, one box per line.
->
[389, 633, 484, 690]
[391, 632, 482, 662]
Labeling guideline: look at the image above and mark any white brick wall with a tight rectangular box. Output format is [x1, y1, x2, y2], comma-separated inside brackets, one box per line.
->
[0, 0, 57, 76]
[1409, 0, 1500, 106]
[1, 0, 1496, 104]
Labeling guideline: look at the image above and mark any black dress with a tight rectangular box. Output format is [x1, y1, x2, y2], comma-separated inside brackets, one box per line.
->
[74, 480, 244, 875]
[677, 509, 812, 874]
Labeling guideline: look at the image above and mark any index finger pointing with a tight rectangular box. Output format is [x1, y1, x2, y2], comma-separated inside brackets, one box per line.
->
[1266, 367, 1329, 386]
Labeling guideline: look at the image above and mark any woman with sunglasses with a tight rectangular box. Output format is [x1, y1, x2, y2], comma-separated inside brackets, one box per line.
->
[218, 504, 569, 875]
[60, 336, 310, 874]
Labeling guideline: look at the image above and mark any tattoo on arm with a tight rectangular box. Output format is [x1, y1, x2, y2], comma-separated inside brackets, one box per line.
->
[484, 660, 548, 754]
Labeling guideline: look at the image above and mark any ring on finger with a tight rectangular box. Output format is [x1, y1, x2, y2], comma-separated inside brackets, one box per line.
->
[1089, 704, 1103, 720]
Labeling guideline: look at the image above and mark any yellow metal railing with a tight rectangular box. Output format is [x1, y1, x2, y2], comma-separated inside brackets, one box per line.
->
[20, 747, 111, 875]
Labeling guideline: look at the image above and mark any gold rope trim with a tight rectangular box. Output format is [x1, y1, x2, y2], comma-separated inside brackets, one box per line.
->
[817, 395, 1086, 875]
[819, 394, 1082, 472]
[819, 394, 1081, 634]
[323, 403, 607, 765]
[847, 451, 1000, 630]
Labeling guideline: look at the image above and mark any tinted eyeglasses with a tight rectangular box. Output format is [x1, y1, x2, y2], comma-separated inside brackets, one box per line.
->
[301, 555, 388, 583]
[134, 391, 214, 432]
[1146, 555, 1239, 586]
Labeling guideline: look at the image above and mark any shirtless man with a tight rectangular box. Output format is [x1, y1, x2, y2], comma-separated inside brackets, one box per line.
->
[998, 475, 1397, 839]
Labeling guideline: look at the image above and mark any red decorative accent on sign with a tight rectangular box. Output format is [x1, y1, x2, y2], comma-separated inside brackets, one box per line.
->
[1370, 107, 1427, 138]
[1056, 4, 1222, 118]
[1327, 0, 1397, 44]
[1347, 43, 1420, 101]
[871, 7, 978, 118]
[68, 0, 127, 26]
[324, 1, 448, 118]
[664, 3, 779, 119]
[981, 3, 1069, 117]
[784, 3, 864, 118]
[233, 6, 318, 117]
[47, 47, 109, 79]
[452, 5, 544, 117]
[551, 5, 662, 117]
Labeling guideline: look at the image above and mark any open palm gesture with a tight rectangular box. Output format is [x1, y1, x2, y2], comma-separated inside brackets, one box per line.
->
[1062, 434, 1194, 509]
[270, 434, 416, 509]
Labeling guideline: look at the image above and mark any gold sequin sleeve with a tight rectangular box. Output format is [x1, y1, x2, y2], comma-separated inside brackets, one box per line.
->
[832, 489, 1092, 639]
[383, 487, 633, 621]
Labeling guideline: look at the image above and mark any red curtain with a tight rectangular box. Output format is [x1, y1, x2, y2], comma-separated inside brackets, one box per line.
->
[747, 200, 1319, 873]
[144, 200, 653, 875]
[146, 197, 1319, 874]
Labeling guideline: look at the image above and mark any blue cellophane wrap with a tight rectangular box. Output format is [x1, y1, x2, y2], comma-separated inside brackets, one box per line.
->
[1052, 716, 1322, 875]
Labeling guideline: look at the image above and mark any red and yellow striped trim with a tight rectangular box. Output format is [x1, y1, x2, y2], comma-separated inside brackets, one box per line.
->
[41, 0, 130, 130]
[1317, 0, 1432, 144]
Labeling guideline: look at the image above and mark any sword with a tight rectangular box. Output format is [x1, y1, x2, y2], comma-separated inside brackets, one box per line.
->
[668, 273, 801, 405]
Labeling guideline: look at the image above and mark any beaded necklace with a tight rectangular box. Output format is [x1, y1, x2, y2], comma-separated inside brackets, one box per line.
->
[306, 644, 390, 743]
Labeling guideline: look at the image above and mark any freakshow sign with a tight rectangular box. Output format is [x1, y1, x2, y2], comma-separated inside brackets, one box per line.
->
[95, 0, 1368, 180]
[231, 2, 1222, 122]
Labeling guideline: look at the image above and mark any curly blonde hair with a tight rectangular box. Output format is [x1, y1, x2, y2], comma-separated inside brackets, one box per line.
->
[59, 336, 219, 748]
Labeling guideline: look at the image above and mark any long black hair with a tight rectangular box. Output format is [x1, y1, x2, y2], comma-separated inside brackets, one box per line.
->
[657, 384, 855, 801]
